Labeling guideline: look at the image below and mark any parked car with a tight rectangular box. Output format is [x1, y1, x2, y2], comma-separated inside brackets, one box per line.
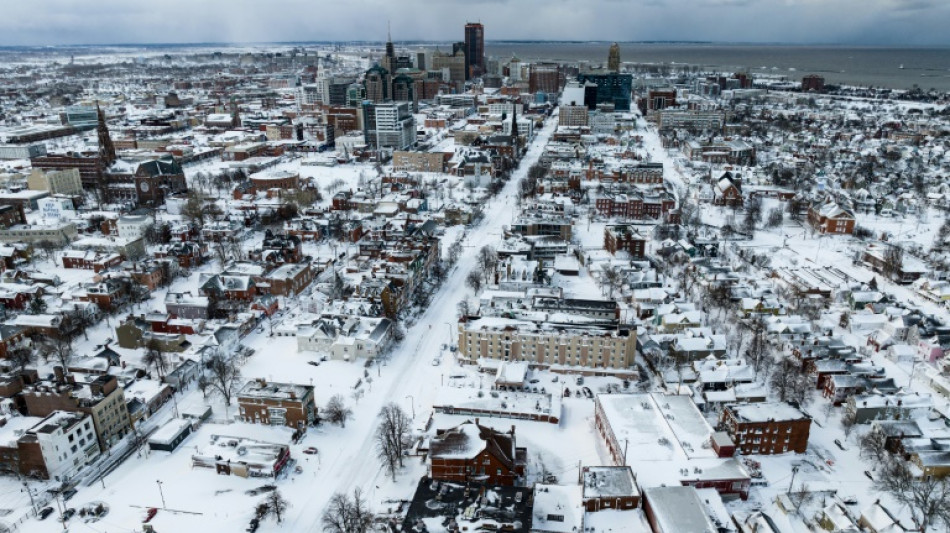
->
[303, 447, 318, 455]
[582, 387, 593, 399]
[38, 507, 54, 520]
[62, 508, 76, 521]
[62, 488, 77, 501]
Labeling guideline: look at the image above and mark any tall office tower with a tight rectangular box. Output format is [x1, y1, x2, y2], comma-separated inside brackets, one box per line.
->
[464, 22, 485, 80]
[364, 64, 390, 103]
[608, 42, 621, 72]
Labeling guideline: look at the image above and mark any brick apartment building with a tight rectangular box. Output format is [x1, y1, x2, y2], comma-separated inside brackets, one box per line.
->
[21, 372, 132, 450]
[237, 379, 317, 430]
[720, 402, 812, 455]
[429, 420, 527, 486]
[604, 225, 646, 258]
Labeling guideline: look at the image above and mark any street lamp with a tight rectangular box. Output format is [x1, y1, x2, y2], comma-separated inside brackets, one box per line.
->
[405, 395, 415, 419]
[156, 479, 167, 509]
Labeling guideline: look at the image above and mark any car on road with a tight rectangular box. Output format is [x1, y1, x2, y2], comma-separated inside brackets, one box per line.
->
[38, 507, 54, 520]
[307, 361, 320, 367]
[582, 387, 593, 399]
[529, 379, 539, 384]
[431, 358, 441, 366]
[303, 447, 318, 455]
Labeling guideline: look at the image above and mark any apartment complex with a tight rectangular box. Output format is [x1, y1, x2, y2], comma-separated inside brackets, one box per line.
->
[720, 402, 812, 455]
[458, 317, 636, 374]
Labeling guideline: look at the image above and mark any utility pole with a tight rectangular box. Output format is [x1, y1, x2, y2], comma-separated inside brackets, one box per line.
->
[22, 482, 36, 516]
[156, 479, 167, 509]
[787, 465, 800, 494]
[405, 395, 415, 419]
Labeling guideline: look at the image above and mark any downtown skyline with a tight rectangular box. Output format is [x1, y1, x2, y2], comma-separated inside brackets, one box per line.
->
[3, 0, 950, 47]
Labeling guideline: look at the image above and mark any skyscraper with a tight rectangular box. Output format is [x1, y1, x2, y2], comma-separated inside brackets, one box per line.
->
[608, 43, 621, 72]
[464, 22, 485, 81]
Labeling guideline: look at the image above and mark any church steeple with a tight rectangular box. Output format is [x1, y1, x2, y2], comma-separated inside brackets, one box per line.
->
[230, 96, 241, 128]
[96, 103, 116, 166]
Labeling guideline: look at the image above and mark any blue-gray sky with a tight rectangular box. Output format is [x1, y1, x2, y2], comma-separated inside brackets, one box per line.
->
[3, 0, 949, 46]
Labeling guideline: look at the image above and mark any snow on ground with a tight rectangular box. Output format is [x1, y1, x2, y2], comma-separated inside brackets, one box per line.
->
[12, 113, 559, 533]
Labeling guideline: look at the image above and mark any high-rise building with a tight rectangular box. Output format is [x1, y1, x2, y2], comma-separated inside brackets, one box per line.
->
[464, 22, 485, 80]
[577, 73, 633, 111]
[374, 102, 416, 151]
[529, 63, 562, 94]
[392, 74, 417, 112]
[607, 43, 621, 72]
[432, 48, 466, 84]
[363, 64, 390, 103]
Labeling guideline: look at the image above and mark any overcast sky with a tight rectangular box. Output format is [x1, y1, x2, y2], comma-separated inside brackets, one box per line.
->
[3, 0, 949, 46]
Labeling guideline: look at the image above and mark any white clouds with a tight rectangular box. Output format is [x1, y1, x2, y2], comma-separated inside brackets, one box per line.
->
[0, 0, 948, 45]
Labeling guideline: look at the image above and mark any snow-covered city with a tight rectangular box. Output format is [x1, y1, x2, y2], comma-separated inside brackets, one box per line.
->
[0, 17, 948, 533]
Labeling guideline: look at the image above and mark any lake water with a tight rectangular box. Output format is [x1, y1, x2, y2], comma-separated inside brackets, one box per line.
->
[485, 42, 950, 91]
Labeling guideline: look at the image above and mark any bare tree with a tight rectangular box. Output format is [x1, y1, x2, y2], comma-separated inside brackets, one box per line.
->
[882, 245, 904, 281]
[207, 354, 242, 418]
[7, 346, 35, 375]
[260, 489, 289, 524]
[875, 457, 950, 532]
[769, 356, 812, 406]
[765, 207, 784, 229]
[476, 246, 498, 282]
[741, 316, 770, 378]
[38, 327, 77, 373]
[788, 482, 814, 516]
[859, 426, 889, 465]
[143, 339, 168, 380]
[465, 270, 483, 293]
[375, 403, 412, 480]
[600, 264, 623, 299]
[324, 394, 353, 428]
[321, 488, 375, 533]
[841, 409, 857, 440]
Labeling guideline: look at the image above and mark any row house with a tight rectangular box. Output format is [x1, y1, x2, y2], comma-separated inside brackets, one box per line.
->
[0, 283, 41, 311]
[265, 262, 314, 297]
[283, 218, 323, 241]
[22, 373, 133, 450]
[0, 411, 101, 481]
[592, 190, 676, 220]
[153, 241, 207, 269]
[61, 250, 122, 272]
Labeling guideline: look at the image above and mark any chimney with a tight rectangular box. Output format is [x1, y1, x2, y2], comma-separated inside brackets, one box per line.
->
[511, 425, 516, 437]
[53, 366, 65, 384]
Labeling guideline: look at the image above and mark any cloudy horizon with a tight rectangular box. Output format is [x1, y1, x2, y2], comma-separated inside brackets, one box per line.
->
[3, 0, 950, 47]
